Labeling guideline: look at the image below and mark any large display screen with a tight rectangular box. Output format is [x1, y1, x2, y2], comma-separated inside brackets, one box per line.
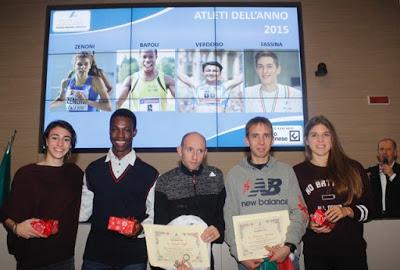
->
[41, 4, 307, 151]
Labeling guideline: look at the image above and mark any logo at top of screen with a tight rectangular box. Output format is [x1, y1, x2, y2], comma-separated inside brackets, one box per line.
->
[243, 178, 282, 197]
[53, 10, 91, 33]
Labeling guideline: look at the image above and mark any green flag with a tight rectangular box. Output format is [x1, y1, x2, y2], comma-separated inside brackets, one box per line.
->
[0, 130, 16, 208]
[0, 143, 11, 207]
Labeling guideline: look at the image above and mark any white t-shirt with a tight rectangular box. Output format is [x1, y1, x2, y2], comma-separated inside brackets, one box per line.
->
[195, 83, 230, 113]
[244, 83, 303, 113]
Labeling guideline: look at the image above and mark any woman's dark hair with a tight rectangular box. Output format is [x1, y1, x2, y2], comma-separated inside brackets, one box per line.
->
[42, 120, 77, 150]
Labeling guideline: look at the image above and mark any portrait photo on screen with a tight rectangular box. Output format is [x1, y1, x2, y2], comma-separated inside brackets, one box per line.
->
[116, 49, 176, 112]
[41, 4, 307, 151]
[176, 49, 244, 113]
[243, 50, 303, 113]
[47, 51, 115, 113]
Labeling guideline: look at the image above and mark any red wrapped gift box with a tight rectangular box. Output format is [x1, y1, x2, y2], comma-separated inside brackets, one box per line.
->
[31, 219, 59, 236]
[311, 209, 327, 225]
[107, 216, 136, 234]
[311, 209, 335, 229]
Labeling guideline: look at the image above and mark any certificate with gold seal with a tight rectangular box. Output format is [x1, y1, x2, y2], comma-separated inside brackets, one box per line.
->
[233, 210, 290, 261]
[143, 224, 210, 269]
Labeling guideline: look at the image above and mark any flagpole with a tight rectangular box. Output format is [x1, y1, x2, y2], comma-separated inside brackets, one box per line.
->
[6, 130, 17, 155]
[10, 129, 17, 145]
[0, 130, 15, 206]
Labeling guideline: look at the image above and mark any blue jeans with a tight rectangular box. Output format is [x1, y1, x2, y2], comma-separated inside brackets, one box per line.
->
[81, 260, 146, 270]
[17, 257, 74, 270]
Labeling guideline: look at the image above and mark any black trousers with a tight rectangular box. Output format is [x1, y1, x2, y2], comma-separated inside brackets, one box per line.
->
[304, 255, 368, 270]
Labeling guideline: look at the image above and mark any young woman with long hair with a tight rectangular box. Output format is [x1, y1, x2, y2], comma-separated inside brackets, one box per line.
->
[293, 115, 374, 270]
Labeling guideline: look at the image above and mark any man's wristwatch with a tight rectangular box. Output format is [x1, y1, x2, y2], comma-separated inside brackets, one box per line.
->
[284, 242, 296, 253]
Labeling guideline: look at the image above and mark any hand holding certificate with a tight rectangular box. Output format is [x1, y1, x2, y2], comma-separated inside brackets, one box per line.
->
[233, 210, 290, 261]
[143, 224, 210, 269]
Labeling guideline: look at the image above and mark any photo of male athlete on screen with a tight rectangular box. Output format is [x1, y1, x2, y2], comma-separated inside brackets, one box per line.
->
[51, 51, 112, 112]
[117, 49, 176, 112]
[245, 51, 302, 113]
[177, 60, 243, 113]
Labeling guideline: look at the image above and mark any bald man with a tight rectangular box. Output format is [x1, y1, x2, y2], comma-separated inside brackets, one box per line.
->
[153, 132, 226, 270]
[366, 138, 400, 218]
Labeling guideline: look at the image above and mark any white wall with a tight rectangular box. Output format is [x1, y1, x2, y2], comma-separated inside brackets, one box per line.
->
[0, 219, 399, 270]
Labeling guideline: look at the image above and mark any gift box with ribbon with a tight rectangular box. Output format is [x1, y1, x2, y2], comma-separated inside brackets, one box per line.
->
[31, 219, 59, 236]
[107, 216, 136, 234]
[311, 209, 335, 229]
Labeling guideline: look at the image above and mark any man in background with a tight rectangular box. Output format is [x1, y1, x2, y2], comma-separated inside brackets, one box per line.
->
[366, 138, 400, 218]
[154, 132, 226, 270]
[80, 108, 159, 269]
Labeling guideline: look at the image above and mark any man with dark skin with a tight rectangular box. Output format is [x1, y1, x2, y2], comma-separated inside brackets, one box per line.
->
[80, 108, 159, 270]
[117, 49, 176, 111]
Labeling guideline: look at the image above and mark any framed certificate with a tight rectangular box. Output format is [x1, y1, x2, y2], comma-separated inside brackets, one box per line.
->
[143, 224, 210, 269]
[233, 210, 290, 261]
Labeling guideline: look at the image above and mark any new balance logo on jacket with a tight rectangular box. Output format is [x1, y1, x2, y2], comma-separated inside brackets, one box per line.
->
[241, 177, 287, 208]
